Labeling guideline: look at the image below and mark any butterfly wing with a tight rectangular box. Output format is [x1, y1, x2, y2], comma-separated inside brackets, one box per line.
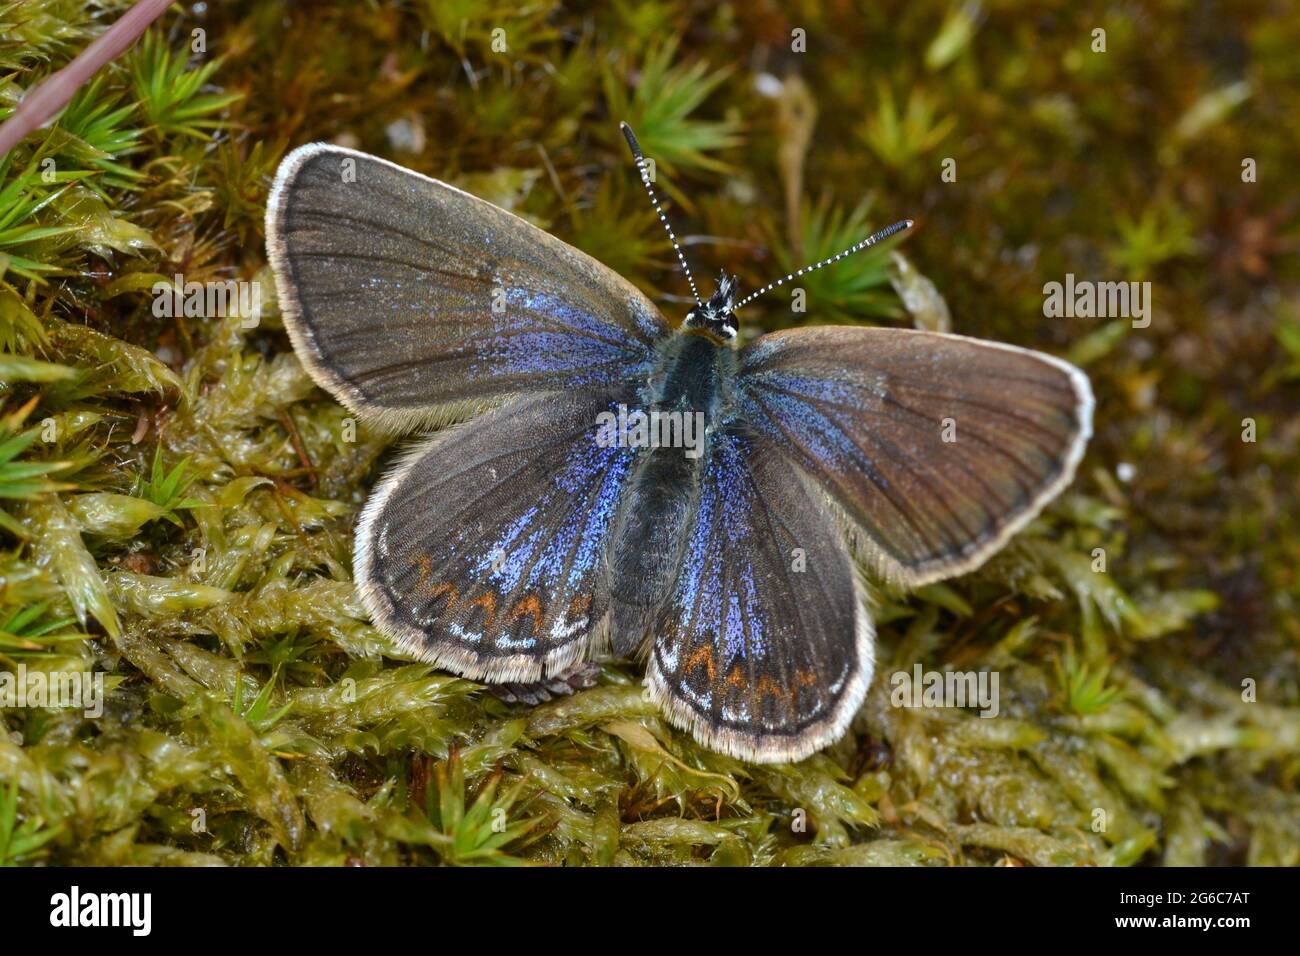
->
[645, 426, 872, 764]
[266, 144, 669, 431]
[355, 388, 637, 681]
[736, 327, 1093, 585]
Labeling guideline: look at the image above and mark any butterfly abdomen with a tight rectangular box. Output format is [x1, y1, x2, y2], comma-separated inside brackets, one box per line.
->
[606, 450, 701, 657]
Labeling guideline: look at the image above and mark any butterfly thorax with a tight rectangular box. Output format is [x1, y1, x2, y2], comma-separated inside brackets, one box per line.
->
[645, 327, 736, 417]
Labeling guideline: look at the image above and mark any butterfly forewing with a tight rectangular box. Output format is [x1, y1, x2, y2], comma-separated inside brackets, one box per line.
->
[355, 388, 638, 682]
[736, 327, 1093, 585]
[646, 426, 873, 764]
[266, 144, 669, 431]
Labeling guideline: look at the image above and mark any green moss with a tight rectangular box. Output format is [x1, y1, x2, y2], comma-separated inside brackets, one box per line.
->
[0, 0, 1296, 866]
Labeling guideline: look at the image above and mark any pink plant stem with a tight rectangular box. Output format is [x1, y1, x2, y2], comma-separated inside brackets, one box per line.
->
[0, 0, 174, 159]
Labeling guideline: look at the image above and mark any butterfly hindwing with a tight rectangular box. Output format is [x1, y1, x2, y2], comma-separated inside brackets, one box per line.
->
[355, 388, 638, 681]
[266, 144, 669, 431]
[646, 426, 873, 764]
[736, 327, 1093, 585]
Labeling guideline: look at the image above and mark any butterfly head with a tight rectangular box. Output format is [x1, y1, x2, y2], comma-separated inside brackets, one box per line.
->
[684, 272, 738, 342]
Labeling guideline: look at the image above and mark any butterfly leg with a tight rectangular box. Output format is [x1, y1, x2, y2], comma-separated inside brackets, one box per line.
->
[488, 661, 603, 706]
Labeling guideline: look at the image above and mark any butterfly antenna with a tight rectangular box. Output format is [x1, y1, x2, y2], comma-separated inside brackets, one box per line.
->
[732, 218, 916, 310]
[620, 122, 703, 307]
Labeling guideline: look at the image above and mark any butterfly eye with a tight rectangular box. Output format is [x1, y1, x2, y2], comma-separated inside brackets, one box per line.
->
[680, 272, 740, 340]
[714, 313, 738, 340]
[683, 306, 737, 341]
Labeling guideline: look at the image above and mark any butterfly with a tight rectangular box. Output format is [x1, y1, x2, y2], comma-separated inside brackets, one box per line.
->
[264, 124, 1093, 763]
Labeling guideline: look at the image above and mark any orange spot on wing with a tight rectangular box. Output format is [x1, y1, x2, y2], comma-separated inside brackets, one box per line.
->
[567, 593, 592, 620]
[412, 555, 460, 610]
[427, 582, 458, 607]
[510, 594, 544, 634]
[755, 675, 787, 704]
[684, 643, 716, 683]
[466, 591, 497, 626]
[413, 555, 434, 591]
[416, 548, 462, 608]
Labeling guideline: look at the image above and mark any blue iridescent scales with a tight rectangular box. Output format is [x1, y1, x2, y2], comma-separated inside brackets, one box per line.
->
[371, 390, 637, 667]
[266, 142, 1092, 763]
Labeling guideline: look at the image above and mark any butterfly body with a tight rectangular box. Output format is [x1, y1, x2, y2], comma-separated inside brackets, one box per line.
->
[607, 327, 735, 656]
[266, 142, 1093, 763]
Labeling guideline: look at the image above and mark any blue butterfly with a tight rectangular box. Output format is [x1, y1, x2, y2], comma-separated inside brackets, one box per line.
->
[265, 125, 1092, 763]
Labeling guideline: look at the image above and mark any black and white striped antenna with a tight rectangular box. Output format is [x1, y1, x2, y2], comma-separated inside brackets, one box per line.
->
[620, 122, 703, 307]
[732, 217, 915, 310]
